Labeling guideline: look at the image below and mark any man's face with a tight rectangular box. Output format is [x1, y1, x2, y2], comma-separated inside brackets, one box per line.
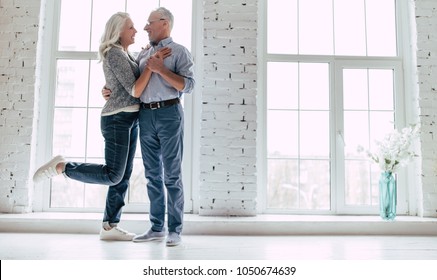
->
[144, 11, 166, 44]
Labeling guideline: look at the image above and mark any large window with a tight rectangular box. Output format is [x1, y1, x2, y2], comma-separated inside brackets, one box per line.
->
[42, 0, 193, 211]
[264, 0, 409, 214]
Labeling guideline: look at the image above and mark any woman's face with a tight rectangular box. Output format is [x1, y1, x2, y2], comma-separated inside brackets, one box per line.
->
[119, 18, 137, 48]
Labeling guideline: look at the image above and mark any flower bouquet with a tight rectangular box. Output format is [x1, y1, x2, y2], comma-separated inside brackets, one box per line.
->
[358, 124, 420, 220]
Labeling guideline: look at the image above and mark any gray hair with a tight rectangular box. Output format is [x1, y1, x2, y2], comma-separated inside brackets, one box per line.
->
[98, 12, 131, 61]
[154, 7, 174, 31]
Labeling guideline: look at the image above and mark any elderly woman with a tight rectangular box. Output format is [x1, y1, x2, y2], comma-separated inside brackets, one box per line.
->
[33, 12, 170, 241]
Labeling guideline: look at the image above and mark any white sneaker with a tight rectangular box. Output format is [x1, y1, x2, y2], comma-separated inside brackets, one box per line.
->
[99, 227, 135, 241]
[33, 155, 65, 184]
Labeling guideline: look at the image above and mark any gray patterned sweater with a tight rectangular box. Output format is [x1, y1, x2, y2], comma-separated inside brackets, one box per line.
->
[102, 47, 140, 114]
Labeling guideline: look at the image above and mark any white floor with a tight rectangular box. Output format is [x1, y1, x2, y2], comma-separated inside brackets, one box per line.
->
[2, 214, 437, 280]
[1, 232, 437, 260]
[1, 213, 437, 261]
[0, 213, 437, 280]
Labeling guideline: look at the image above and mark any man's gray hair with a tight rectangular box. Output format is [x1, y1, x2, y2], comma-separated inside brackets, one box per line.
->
[155, 7, 174, 30]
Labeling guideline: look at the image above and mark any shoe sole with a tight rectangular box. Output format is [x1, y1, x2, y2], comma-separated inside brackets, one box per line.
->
[132, 237, 166, 243]
[100, 237, 134, 241]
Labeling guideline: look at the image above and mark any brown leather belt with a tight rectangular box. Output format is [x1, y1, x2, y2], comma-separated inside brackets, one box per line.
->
[141, 98, 180, 110]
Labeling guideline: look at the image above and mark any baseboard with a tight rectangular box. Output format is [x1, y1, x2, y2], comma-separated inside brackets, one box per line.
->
[0, 213, 436, 235]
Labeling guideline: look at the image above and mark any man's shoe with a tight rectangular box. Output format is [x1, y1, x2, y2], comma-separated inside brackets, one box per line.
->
[132, 229, 166, 242]
[33, 155, 65, 184]
[99, 226, 135, 241]
[166, 232, 181, 247]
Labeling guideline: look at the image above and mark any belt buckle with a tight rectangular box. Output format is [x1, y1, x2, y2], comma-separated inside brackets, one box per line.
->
[151, 102, 160, 110]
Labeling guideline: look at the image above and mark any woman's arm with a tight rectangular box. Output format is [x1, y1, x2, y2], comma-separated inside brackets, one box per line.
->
[146, 53, 185, 92]
[132, 47, 172, 98]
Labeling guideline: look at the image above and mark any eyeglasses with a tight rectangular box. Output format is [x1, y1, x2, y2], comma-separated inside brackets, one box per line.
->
[145, 18, 165, 26]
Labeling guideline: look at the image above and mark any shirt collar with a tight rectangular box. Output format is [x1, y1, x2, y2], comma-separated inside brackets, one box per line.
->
[152, 37, 173, 48]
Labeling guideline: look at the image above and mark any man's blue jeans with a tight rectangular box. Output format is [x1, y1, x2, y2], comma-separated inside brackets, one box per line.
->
[139, 103, 184, 234]
[64, 111, 139, 225]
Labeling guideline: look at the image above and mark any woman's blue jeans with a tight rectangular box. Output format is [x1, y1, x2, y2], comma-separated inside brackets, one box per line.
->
[139, 103, 184, 234]
[64, 111, 139, 225]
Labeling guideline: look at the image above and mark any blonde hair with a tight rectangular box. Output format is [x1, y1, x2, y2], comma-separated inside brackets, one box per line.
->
[98, 12, 131, 61]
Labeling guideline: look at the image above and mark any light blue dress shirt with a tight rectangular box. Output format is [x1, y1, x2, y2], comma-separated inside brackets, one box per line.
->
[136, 37, 195, 103]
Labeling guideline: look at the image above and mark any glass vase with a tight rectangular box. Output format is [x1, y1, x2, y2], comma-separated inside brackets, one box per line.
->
[378, 171, 397, 221]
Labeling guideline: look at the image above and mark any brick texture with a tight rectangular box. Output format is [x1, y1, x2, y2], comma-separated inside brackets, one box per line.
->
[200, 0, 258, 215]
[0, 0, 41, 213]
[415, 0, 437, 217]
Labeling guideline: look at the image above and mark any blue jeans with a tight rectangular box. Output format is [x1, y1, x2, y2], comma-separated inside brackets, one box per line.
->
[64, 111, 139, 225]
[139, 103, 184, 234]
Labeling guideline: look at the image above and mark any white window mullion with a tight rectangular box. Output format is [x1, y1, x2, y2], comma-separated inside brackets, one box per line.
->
[35, 0, 62, 212]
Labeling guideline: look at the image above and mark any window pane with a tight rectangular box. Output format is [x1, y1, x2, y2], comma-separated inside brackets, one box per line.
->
[84, 157, 107, 208]
[267, 62, 298, 110]
[299, 0, 333, 55]
[160, 0, 193, 51]
[343, 69, 368, 110]
[51, 157, 86, 208]
[344, 111, 369, 157]
[369, 69, 394, 110]
[88, 60, 106, 108]
[55, 60, 90, 107]
[267, 159, 299, 209]
[334, 0, 366, 55]
[300, 111, 330, 158]
[267, 0, 298, 54]
[366, 0, 397, 56]
[58, 0, 92, 51]
[267, 110, 298, 158]
[128, 159, 149, 203]
[267, 159, 330, 210]
[299, 160, 330, 210]
[86, 109, 104, 158]
[299, 63, 329, 110]
[369, 111, 395, 150]
[52, 108, 87, 157]
[84, 183, 108, 208]
[345, 160, 371, 205]
[90, 0, 126, 52]
[127, 0, 160, 53]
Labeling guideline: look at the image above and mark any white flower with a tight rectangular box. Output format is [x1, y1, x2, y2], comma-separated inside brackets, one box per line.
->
[357, 124, 420, 173]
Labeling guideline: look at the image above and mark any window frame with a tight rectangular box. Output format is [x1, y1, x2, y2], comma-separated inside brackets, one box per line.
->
[259, 0, 415, 215]
[34, 0, 196, 213]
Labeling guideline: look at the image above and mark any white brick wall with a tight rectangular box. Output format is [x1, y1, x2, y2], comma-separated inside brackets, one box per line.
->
[0, 0, 41, 213]
[200, 0, 258, 215]
[0, 0, 436, 217]
[415, 0, 437, 217]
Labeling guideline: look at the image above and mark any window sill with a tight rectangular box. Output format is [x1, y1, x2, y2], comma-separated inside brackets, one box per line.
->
[0, 213, 436, 235]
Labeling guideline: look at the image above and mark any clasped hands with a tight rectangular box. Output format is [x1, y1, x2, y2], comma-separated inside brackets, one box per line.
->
[102, 47, 171, 100]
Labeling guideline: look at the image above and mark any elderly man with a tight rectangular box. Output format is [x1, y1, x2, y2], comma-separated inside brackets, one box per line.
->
[131, 7, 195, 246]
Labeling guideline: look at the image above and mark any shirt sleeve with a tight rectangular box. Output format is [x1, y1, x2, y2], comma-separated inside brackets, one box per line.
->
[175, 46, 195, 94]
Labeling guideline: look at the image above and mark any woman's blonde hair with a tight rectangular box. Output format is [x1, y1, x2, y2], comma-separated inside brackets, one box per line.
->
[98, 12, 130, 61]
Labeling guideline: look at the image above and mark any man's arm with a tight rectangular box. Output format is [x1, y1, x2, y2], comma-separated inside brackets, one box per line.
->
[102, 87, 111, 101]
[146, 55, 185, 91]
